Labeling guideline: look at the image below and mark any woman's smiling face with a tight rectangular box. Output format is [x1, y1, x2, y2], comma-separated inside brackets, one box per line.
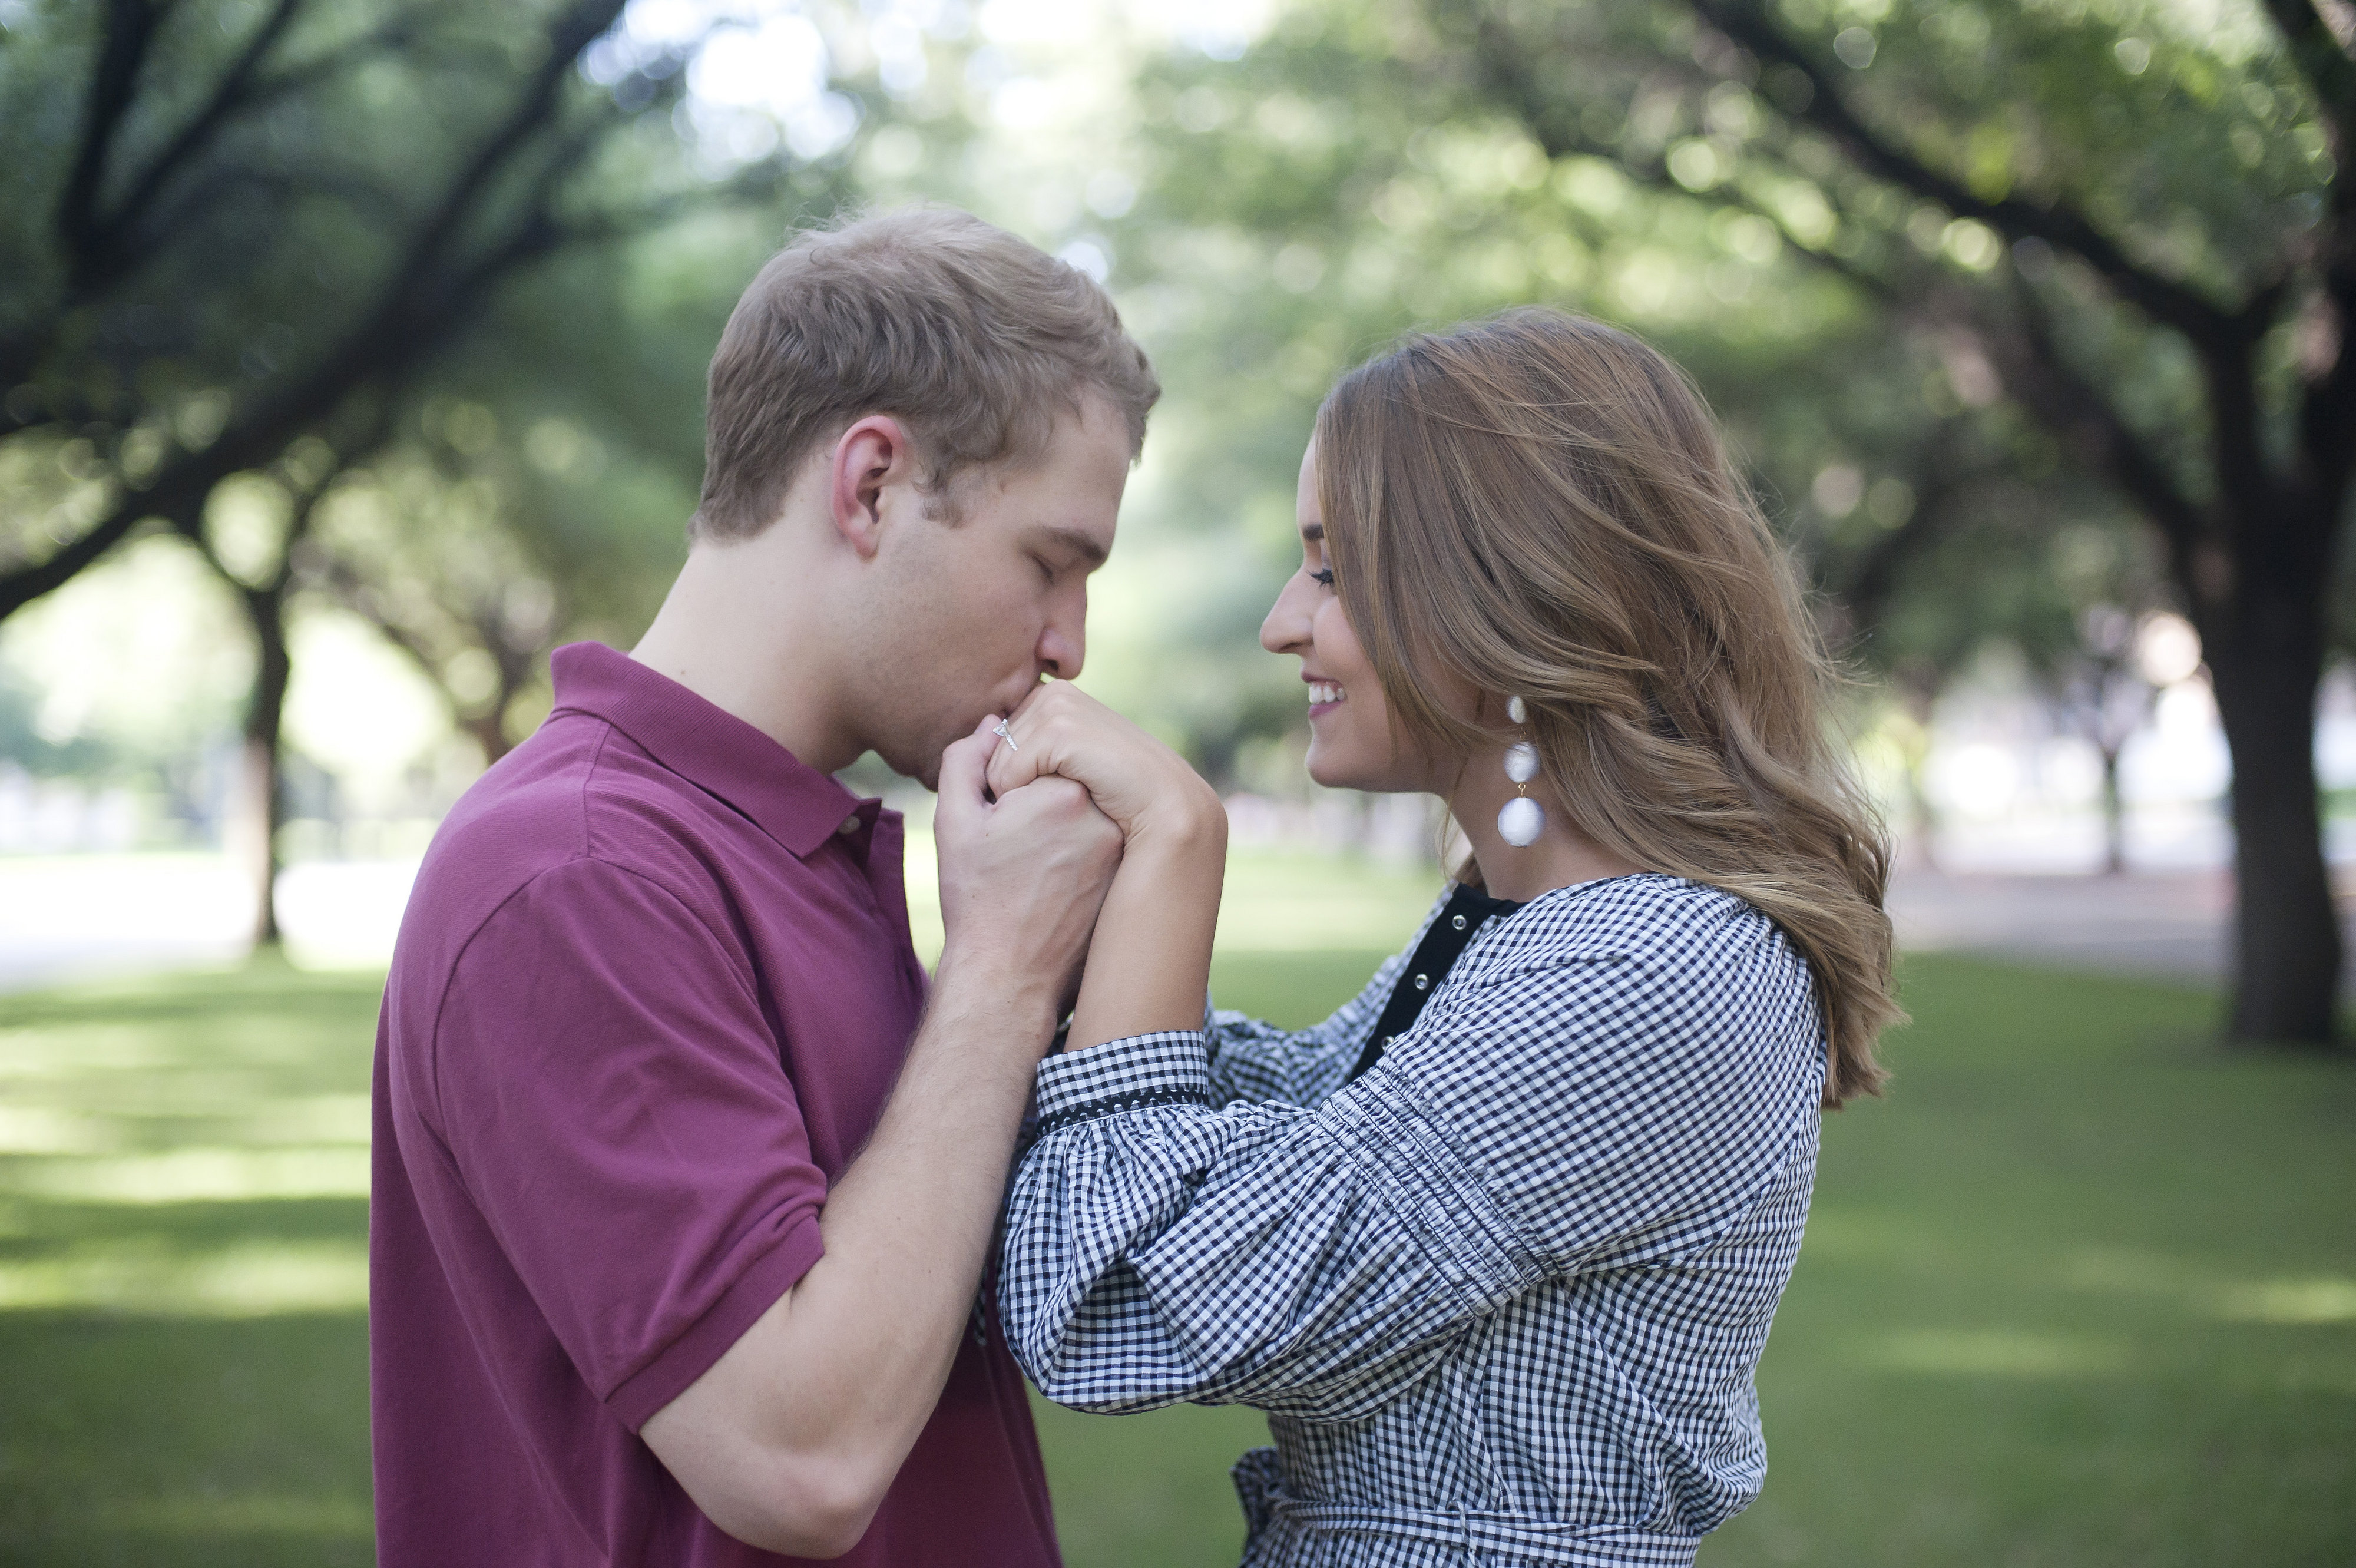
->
[1260, 439, 1451, 794]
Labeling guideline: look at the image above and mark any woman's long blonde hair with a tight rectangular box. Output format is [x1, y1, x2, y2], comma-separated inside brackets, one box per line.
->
[1316, 307, 1898, 1106]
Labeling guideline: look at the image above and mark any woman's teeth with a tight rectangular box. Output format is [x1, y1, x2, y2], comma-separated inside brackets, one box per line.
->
[1309, 682, 1344, 706]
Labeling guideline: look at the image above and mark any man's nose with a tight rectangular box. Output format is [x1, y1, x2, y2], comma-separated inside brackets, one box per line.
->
[1038, 607, 1083, 682]
[1262, 574, 1311, 656]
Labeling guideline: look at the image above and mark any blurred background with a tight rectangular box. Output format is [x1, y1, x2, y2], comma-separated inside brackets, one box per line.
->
[1, 0, 2352, 1562]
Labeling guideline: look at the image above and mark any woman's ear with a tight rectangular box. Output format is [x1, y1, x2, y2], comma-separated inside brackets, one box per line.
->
[828, 415, 914, 560]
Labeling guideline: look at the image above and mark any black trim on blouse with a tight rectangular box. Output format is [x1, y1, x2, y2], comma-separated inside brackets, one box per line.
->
[1346, 884, 1523, 1083]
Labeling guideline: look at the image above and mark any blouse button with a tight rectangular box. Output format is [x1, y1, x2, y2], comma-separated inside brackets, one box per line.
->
[1451, 914, 1467, 930]
[838, 815, 862, 836]
[1412, 973, 1429, 991]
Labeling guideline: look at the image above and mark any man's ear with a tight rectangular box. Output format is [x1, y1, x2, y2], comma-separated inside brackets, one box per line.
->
[828, 415, 915, 561]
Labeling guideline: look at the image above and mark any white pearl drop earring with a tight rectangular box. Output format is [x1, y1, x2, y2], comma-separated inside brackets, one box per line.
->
[1498, 695, 1546, 848]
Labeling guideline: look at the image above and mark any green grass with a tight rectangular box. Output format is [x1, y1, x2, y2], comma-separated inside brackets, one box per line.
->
[0, 957, 377, 1566]
[1, 947, 2351, 1565]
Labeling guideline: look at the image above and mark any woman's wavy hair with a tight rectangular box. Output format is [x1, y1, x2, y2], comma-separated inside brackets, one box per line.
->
[1316, 307, 1899, 1106]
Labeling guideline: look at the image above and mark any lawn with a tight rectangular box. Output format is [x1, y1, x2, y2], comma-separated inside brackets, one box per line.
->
[1, 917, 2351, 1563]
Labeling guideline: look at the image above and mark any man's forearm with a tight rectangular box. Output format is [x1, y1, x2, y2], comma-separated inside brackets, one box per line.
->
[641, 970, 1055, 1554]
[784, 971, 1057, 1435]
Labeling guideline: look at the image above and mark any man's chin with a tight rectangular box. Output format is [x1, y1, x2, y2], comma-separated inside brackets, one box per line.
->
[879, 708, 1000, 792]
[876, 733, 954, 793]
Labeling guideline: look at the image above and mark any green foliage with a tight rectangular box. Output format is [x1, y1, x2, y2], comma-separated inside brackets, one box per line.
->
[1084, 0, 2347, 769]
[0, 0, 882, 754]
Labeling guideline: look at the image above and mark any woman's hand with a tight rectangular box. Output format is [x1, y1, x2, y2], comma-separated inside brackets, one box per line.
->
[983, 684, 1228, 1051]
[984, 683, 1224, 853]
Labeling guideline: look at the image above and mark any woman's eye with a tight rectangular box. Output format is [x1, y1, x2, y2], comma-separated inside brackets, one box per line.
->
[1033, 556, 1056, 585]
[1309, 567, 1335, 588]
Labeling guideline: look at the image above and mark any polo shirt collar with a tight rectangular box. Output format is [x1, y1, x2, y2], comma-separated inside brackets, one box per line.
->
[547, 641, 869, 859]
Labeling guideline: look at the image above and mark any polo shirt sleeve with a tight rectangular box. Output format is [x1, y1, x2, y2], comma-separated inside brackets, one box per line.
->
[426, 856, 829, 1431]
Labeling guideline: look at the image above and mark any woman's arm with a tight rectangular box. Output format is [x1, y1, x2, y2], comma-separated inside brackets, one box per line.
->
[1001, 884, 1828, 1417]
[1002, 1034, 1528, 1418]
[987, 684, 1226, 1050]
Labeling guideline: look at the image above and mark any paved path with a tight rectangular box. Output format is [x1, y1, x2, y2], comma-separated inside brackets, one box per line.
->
[2, 855, 2350, 997]
[0, 856, 415, 993]
[1887, 866, 2356, 995]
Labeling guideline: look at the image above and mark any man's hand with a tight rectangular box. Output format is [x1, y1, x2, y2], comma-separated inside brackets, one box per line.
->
[974, 689, 1228, 1056]
[982, 683, 1224, 853]
[935, 713, 1123, 1029]
[638, 720, 1122, 1557]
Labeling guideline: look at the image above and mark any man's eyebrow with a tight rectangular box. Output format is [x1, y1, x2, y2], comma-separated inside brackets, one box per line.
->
[1041, 526, 1109, 568]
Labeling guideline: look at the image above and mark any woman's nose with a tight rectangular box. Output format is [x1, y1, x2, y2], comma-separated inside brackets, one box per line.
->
[1261, 574, 1312, 656]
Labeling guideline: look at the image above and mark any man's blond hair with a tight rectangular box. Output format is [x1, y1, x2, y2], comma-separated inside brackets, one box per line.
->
[692, 206, 1160, 540]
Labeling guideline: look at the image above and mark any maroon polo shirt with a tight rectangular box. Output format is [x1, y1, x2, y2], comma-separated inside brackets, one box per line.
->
[369, 641, 1060, 1568]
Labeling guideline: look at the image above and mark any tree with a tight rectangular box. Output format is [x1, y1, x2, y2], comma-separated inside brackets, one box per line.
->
[0, 0, 856, 940]
[1442, 0, 2351, 1040]
[1104, 0, 2350, 1044]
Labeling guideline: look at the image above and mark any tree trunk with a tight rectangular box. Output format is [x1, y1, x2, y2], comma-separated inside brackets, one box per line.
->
[462, 710, 514, 768]
[2208, 600, 2340, 1046]
[2100, 743, 2126, 875]
[236, 586, 292, 949]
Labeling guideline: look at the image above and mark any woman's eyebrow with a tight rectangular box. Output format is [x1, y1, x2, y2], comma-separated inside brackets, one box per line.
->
[1301, 524, 1325, 542]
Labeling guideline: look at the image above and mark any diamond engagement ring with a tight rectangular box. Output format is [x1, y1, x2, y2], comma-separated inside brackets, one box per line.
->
[992, 720, 1017, 752]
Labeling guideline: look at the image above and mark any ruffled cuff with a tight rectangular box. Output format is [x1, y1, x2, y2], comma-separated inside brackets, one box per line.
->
[1032, 1030, 1212, 1136]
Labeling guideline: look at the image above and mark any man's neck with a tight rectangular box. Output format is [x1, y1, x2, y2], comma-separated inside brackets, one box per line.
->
[631, 535, 862, 774]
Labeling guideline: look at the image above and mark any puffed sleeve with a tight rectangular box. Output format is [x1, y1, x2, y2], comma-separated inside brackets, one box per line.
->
[997, 889, 1826, 1421]
[999, 1029, 1540, 1419]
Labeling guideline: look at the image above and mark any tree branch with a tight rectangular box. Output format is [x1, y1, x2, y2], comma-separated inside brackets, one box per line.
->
[0, 3, 633, 620]
[90, 0, 309, 286]
[317, 547, 448, 683]
[1460, 4, 1914, 306]
[2301, 299, 2356, 508]
[58, 0, 167, 270]
[1690, 0, 2246, 346]
[2260, 0, 2356, 153]
[370, 0, 626, 326]
[1998, 281, 2220, 617]
[4, 0, 170, 389]
[1833, 424, 2001, 629]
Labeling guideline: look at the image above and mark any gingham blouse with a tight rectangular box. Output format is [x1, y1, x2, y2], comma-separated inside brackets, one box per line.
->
[999, 874, 1826, 1567]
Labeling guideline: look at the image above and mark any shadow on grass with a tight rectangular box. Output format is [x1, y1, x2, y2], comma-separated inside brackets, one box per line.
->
[0, 959, 385, 1031]
[0, 949, 2349, 1567]
[1705, 954, 2356, 1568]
[0, 1309, 373, 1567]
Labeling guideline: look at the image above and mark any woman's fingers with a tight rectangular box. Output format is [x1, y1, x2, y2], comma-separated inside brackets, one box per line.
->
[987, 686, 1110, 799]
[983, 714, 1050, 799]
[985, 682, 1217, 846]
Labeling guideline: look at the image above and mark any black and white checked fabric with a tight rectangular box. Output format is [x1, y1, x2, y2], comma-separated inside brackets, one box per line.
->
[1000, 875, 1827, 1568]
